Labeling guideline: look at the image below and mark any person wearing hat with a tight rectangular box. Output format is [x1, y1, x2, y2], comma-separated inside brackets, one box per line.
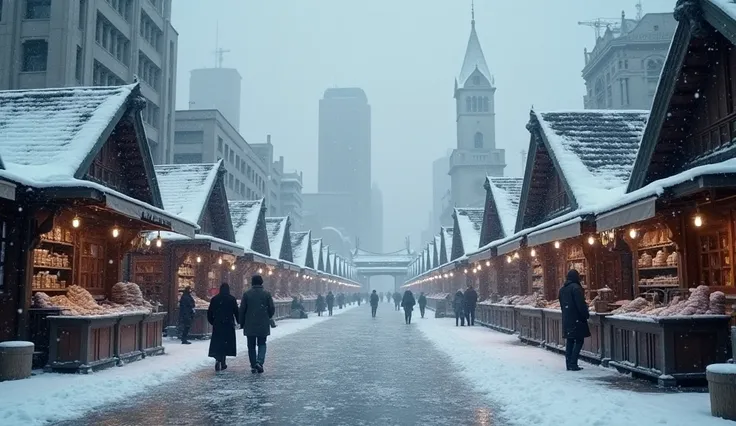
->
[239, 275, 275, 374]
[178, 286, 195, 344]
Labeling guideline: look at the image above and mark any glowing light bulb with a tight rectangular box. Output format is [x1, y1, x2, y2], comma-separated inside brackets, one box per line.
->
[257, 268, 263, 274]
[155, 235, 162, 248]
[506, 256, 512, 263]
[196, 256, 202, 263]
[72, 217, 81, 228]
[486, 260, 491, 267]
[513, 252, 520, 259]
[218, 257, 223, 265]
[112, 227, 120, 238]
[230, 264, 235, 271]
[144, 238, 151, 246]
[530, 248, 536, 257]
[629, 228, 638, 239]
[554, 241, 561, 249]
[587, 235, 595, 245]
[694, 214, 703, 227]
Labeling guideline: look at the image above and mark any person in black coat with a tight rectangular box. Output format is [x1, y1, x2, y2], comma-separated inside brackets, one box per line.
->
[337, 293, 345, 309]
[401, 290, 416, 324]
[464, 285, 478, 326]
[316, 294, 326, 316]
[326, 291, 335, 316]
[207, 283, 239, 372]
[453, 290, 465, 326]
[240, 275, 276, 374]
[178, 286, 195, 344]
[369, 290, 380, 318]
[393, 292, 401, 311]
[417, 292, 427, 318]
[559, 269, 591, 371]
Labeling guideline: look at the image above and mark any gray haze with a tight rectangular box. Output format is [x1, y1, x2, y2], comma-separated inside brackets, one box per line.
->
[172, 0, 676, 252]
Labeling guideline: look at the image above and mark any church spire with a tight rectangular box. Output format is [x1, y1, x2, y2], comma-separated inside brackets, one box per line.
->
[471, 0, 475, 28]
[457, 2, 492, 89]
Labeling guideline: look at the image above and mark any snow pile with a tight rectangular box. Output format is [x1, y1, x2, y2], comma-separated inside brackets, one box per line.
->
[154, 162, 220, 224]
[417, 316, 732, 426]
[0, 305, 358, 426]
[487, 177, 523, 238]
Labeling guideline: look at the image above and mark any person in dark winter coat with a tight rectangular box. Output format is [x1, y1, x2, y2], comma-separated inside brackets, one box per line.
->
[178, 286, 195, 344]
[418, 292, 427, 318]
[337, 293, 345, 309]
[240, 275, 276, 374]
[464, 285, 478, 326]
[401, 291, 416, 324]
[370, 290, 380, 317]
[356, 293, 362, 306]
[207, 283, 240, 372]
[559, 269, 591, 371]
[453, 290, 465, 326]
[326, 291, 335, 316]
[393, 292, 401, 310]
[316, 294, 326, 316]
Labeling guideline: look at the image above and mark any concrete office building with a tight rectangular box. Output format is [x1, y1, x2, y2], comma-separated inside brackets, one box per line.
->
[250, 137, 282, 216]
[188, 67, 242, 131]
[582, 12, 676, 110]
[281, 171, 303, 230]
[0, 0, 178, 164]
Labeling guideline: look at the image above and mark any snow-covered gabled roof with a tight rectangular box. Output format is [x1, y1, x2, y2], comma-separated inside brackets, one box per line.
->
[322, 246, 331, 272]
[311, 238, 324, 271]
[531, 110, 648, 208]
[441, 227, 453, 264]
[328, 253, 336, 275]
[265, 217, 291, 261]
[290, 231, 313, 268]
[154, 162, 221, 224]
[457, 21, 493, 88]
[434, 234, 442, 266]
[486, 177, 523, 238]
[453, 207, 484, 259]
[229, 198, 268, 253]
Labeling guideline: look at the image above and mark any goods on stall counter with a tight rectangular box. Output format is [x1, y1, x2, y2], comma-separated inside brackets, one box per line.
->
[611, 285, 727, 317]
[32, 292, 54, 308]
[111, 282, 154, 309]
[639, 276, 679, 287]
[638, 253, 653, 267]
[33, 249, 70, 268]
[498, 292, 547, 308]
[666, 252, 679, 266]
[641, 229, 669, 247]
[32, 284, 155, 316]
[41, 227, 74, 243]
[653, 250, 668, 267]
[32, 271, 66, 289]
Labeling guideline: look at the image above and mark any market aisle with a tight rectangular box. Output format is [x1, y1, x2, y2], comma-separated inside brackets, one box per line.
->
[53, 304, 502, 426]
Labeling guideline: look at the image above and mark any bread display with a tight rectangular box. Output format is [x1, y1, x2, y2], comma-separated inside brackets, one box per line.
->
[31, 284, 154, 316]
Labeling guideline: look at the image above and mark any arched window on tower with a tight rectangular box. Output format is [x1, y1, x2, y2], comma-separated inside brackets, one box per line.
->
[466, 97, 471, 112]
[472, 96, 477, 112]
[474, 132, 484, 149]
[482, 97, 489, 112]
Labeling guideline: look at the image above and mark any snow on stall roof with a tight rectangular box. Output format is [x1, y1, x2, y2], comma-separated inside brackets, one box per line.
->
[487, 177, 523, 237]
[0, 84, 136, 181]
[229, 199, 263, 249]
[708, 0, 736, 20]
[455, 207, 484, 255]
[154, 162, 219, 224]
[534, 110, 648, 207]
[442, 227, 454, 261]
[311, 239, 323, 264]
[457, 23, 493, 87]
[265, 217, 288, 259]
[434, 234, 442, 259]
[290, 231, 311, 267]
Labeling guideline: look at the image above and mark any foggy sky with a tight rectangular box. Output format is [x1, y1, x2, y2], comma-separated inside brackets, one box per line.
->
[172, 0, 677, 253]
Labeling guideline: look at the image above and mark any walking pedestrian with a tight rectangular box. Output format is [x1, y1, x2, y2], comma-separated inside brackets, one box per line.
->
[338, 292, 345, 309]
[326, 291, 335, 316]
[316, 294, 326, 317]
[464, 285, 478, 326]
[393, 292, 401, 311]
[559, 269, 590, 371]
[240, 275, 276, 374]
[401, 290, 416, 324]
[453, 290, 465, 326]
[418, 292, 427, 318]
[207, 283, 239, 372]
[178, 286, 195, 344]
[370, 290, 379, 318]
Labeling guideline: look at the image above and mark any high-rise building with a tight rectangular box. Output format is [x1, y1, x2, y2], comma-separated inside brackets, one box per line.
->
[280, 171, 303, 230]
[251, 136, 282, 216]
[582, 12, 676, 110]
[0, 0, 178, 164]
[449, 10, 505, 208]
[317, 87, 373, 249]
[189, 67, 242, 131]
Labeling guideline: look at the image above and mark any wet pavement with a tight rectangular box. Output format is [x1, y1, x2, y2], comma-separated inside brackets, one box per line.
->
[54, 302, 502, 426]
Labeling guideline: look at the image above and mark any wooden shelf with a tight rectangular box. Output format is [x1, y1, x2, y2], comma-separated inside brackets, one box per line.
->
[33, 265, 72, 271]
[40, 239, 74, 247]
[638, 242, 674, 251]
[32, 288, 67, 292]
[638, 266, 678, 271]
[638, 283, 680, 288]
[178, 274, 195, 278]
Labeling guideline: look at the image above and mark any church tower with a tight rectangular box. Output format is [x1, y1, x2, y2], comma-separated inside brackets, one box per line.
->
[449, 5, 506, 208]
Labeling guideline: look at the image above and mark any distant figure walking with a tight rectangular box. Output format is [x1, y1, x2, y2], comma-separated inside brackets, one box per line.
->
[464, 285, 478, 326]
[559, 269, 590, 371]
[207, 283, 239, 372]
[370, 290, 380, 318]
[356, 293, 362, 306]
[316, 294, 326, 317]
[240, 275, 275, 374]
[337, 292, 345, 309]
[178, 286, 195, 344]
[393, 292, 401, 311]
[326, 291, 335, 316]
[418, 292, 427, 319]
[453, 290, 465, 326]
[401, 290, 416, 324]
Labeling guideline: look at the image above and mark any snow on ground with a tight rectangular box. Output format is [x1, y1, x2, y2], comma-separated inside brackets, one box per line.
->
[0, 305, 356, 426]
[417, 315, 732, 426]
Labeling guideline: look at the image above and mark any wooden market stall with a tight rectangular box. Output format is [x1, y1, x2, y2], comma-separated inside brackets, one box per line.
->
[0, 84, 198, 372]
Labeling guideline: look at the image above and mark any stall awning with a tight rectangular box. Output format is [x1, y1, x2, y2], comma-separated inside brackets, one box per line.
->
[441, 263, 455, 273]
[468, 249, 490, 263]
[497, 238, 522, 255]
[196, 235, 245, 257]
[527, 218, 582, 247]
[105, 191, 196, 238]
[596, 196, 656, 232]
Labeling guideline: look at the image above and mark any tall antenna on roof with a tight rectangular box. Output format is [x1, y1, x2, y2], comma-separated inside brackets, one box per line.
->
[635, 1, 643, 21]
[471, 0, 475, 28]
[214, 21, 230, 68]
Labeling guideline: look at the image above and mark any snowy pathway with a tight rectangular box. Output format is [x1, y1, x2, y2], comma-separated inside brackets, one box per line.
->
[51, 303, 501, 425]
[416, 314, 732, 426]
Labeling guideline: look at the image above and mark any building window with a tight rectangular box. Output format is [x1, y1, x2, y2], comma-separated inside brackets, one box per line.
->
[106, 0, 131, 21]
[595, 78, 605, 108]
[624, 59, 629, 69]
[143, 100, 159, 128]
[623, 78, 630, 106]
[236, 155, 240, 170]
[140, 11, 163, 53]
[75, 46, 84, 82]
[174, 131, 203, 145]
[26, 0, 50, 19]
[78, 0, 86, 30]
[0, 0, 3, 22]
[218, 137, 223, 152]
[22, 40, 48, 72]
[137, 52, 161, 92]
[466, 97, 471, 112]
[95, 13, 130, 66]
[471, 96, 477, 112]
[173, 153, 203, 164]
[482, 97, 489, 112]
[92, 60, 124, 86]
[607, 85, 613, 107]
[229, 150, 234, 163]
[474, 132, 484, 149]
